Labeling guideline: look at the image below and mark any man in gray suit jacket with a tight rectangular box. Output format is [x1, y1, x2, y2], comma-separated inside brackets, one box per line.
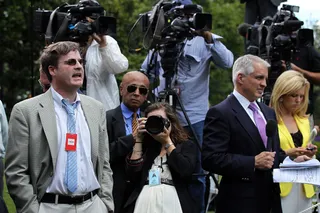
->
[5, 41, 114, 213]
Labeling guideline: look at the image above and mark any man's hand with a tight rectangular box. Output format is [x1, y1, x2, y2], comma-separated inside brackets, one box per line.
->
[92, 33, 107, 47]
[196, 30, 213, 43]
[255, 151, 275, 169]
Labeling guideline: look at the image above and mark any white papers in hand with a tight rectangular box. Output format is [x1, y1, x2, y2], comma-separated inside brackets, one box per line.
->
[273, 167, 320, 185]
[279, 156, 320, 169]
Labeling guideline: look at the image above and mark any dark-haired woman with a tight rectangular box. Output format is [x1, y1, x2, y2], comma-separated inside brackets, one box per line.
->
[123, 102, 197, 213]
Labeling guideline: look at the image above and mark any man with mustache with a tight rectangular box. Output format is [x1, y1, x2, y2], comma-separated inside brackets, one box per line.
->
[106, 71, 150, 213]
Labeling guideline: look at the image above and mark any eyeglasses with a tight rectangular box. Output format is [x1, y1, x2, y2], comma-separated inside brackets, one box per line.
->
[38, 79, 51, 91]
[127, 84, 148, 95]
[62, 59, 85, 66]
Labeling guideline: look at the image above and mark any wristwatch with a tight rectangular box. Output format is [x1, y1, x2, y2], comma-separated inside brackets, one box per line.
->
[165, 142, 174, 150]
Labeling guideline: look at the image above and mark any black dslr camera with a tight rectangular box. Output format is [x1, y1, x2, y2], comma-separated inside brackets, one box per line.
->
[33, 0, 116, 45]
[145, 115, 171, 135]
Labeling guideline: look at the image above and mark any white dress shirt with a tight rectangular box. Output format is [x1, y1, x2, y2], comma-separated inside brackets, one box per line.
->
[85, 35, 128, 111]
[233, 90, 267, 124]
[46, 87, 100, 195]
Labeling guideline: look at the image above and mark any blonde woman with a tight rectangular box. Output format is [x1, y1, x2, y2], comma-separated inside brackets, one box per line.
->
[270, 70, 318, 213]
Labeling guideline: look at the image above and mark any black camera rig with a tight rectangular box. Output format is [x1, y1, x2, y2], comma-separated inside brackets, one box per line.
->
[33, 1, 116, 45]
[129, 0, 211, 79]
[128, 0, 212, 151]
[244, 4, 314, 104]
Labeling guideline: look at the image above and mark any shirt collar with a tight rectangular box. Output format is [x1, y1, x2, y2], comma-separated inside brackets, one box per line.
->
[51, 87, 81, 107]
[233, 89, 260, 111]
[120, 102, 140, 119]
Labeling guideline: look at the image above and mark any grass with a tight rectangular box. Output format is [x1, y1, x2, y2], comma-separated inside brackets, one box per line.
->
[3, 176, 16, 213]
[4, 141, 320, 213]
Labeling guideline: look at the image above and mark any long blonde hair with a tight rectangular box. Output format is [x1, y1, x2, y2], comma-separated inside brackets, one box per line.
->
[270, 70, 310, 122]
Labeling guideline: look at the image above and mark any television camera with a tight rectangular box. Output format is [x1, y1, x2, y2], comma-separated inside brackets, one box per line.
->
[129, 0, 212, 80]
[33, 0, 116, 45]
[243, 4, 314, 104]
[128, 0, 212, 150]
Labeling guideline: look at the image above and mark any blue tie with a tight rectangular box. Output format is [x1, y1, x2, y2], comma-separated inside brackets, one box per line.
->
[62, 99, 78, 193]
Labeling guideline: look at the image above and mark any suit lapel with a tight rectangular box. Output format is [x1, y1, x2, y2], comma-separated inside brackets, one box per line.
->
[39, 91, 59, 170]
[229, 95, 266, 151]
[113, 106, 126, 136]
[80, 96, 98, 167]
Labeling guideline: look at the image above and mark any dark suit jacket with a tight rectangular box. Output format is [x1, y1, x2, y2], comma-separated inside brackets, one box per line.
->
[0, 197, 8, 213]
[106, 106, 135, 213]
[202, 94, 286, 213]
[123, 137, 197, 213]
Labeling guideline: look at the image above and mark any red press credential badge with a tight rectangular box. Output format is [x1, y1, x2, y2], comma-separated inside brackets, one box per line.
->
[65, 133, 77, 151]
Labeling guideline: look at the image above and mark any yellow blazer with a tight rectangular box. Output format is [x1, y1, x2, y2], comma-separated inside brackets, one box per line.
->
[278, 115, 315, 198]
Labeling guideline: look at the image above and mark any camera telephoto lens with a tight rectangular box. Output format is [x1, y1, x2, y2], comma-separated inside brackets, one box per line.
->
[145, 116, 170, 134]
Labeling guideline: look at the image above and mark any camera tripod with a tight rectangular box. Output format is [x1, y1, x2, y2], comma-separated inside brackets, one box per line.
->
[145, 49, 202, 151]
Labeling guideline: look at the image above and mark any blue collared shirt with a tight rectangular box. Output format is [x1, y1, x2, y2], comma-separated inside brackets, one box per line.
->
[142, 34, 234, 126]
[0, 100, 8, 159]
[120, 103, 140, 135]
[46, 87, 100, 195]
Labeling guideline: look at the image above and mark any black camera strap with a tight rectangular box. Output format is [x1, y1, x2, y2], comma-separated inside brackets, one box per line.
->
[45, 3, 68, 45]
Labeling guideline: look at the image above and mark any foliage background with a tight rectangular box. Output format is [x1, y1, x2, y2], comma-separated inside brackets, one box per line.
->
[0, 0, 245, 115]
[2, 0, 320, 212]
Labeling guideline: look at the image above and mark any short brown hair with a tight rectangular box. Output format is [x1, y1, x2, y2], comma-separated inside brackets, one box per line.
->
[40, 41, 80, 82]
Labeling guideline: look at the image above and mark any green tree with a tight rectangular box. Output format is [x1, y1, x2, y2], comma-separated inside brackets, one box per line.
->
[203, 0, 245, 105]
[0, 0, 246, 115]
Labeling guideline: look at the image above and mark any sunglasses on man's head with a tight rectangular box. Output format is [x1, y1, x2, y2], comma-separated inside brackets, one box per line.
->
[127, 84, 148, 95]
[62, 58, 85, 66]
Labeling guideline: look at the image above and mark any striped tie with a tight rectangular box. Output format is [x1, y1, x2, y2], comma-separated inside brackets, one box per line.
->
[62, 99, 78, 193]
[132, 112, 138, 134]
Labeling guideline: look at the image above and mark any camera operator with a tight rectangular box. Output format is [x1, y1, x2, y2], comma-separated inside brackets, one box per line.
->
[141, 1, 233, 212]
[281, 31, 320, 117]
[79, 0, 129, 111]
[241, 0, 286, 25]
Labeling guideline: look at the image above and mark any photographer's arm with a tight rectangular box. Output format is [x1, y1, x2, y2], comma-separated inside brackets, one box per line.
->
[96, 35, 128, 74]
[290, 62, 320, 85]
[207, 34, 234, 69]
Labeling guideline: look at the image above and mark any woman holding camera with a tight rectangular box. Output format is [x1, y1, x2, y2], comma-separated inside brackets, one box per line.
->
[123, 102, 197, 213]
[270, 70, 318, 213]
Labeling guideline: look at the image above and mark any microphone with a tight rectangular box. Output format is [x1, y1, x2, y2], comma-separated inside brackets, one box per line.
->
[237, 23, 252, 37]
[69, 6, 104, 15]
[266, 120, 277, 151]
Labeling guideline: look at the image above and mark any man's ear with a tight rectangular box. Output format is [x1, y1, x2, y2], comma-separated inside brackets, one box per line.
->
[119, 83, 124, 96]
[237, 73, 245, 85]
[48, 65, 56, 77]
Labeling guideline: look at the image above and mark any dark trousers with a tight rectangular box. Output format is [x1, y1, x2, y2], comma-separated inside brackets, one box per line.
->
[245, 0, 278, 24]
[184, 121, 206, 213]
[0, 159, 3, 197]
